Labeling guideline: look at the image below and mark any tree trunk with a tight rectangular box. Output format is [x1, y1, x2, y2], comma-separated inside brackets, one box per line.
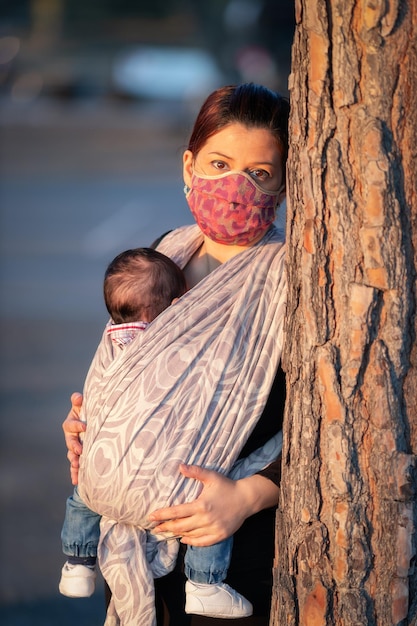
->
[272, 1, 417, 624]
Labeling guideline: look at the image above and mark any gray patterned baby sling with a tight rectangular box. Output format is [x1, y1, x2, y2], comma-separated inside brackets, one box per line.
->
[78, 224, 286, 626]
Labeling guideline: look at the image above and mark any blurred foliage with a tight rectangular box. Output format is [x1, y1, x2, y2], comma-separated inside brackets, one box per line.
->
[0, 0, 294, 44]
[0, 0, 294, 100]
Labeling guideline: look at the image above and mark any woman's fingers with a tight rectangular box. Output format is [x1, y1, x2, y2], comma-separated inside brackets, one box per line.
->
[62, 392, 85, 455]
[62, 423, 85, 456]
[179, 533, 222, 547]
[62, 392, 85, 483]
[70, 392, 83, 415]
[149, 501, 199, 524]
[151, 512, 225, 547]
[67, 450, 80, 466]
[149, 463, 243, 546]
[149, 463, 219, 524]
[70, 463, 80, 485]
[177, 462, 215, 482]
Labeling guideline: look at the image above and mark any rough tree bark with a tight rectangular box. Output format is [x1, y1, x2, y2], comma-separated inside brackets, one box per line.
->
[272, 1, 417, 625]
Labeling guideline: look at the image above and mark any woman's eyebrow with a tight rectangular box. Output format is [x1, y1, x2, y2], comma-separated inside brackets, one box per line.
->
[207, 151, 275, 168]
[207, 151, 232, 159]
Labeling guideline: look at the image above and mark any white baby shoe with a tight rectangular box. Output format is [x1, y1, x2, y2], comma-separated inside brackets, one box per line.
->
[59, 562, 96, 598]
[185, 580, 253, 618]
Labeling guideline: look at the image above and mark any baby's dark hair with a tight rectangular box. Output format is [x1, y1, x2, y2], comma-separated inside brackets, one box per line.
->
[104, 248, 187, 325]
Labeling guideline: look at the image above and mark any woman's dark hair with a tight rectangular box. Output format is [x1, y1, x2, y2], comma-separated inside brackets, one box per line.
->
[104, 248, 187, 324]
[187, 83, 289, 166]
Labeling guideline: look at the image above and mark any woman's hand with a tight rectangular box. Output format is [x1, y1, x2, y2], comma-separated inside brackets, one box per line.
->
[62, 392, 85, 485]
[148, 463, 280, 547]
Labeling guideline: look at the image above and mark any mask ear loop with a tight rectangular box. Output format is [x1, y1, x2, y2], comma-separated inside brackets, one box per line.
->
[275, 183, 286, 209]
[183, 154, 196, 197]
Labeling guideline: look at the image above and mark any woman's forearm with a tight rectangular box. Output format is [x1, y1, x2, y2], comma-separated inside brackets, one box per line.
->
[236, 473, 280, 519]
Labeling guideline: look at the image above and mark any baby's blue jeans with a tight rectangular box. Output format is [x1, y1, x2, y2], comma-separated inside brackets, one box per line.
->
[184, 538, 233, 584]
[62, 486, 232, 584]
[61, 486, 100, 558]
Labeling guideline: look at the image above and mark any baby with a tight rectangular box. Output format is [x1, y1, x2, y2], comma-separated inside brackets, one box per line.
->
[60, 246, 252, 618]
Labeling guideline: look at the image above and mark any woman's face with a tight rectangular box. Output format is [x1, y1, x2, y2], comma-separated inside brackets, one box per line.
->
[183, 122, 285, 198]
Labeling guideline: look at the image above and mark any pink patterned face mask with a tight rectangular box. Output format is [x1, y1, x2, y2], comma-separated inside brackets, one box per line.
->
[185, 170, 282, 246]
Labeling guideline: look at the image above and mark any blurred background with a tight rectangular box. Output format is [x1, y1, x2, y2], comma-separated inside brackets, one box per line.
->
[0, 1, 294, 624]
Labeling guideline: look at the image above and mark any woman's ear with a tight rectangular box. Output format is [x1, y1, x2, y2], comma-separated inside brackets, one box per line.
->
[183, 150, 193, 188]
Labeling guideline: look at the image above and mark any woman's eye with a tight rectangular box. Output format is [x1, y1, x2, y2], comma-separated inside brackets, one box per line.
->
[212, 160, 228, 171]
[250, 169, 270, 181]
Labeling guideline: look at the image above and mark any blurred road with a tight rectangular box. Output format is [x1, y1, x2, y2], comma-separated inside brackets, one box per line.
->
[0, 96, 194, 625]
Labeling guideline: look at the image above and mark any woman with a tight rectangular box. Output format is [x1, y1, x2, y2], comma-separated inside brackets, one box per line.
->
[63, 83, 289, 625]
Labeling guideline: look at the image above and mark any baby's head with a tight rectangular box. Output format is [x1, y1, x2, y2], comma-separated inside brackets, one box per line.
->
[104, 248, 187, 325]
